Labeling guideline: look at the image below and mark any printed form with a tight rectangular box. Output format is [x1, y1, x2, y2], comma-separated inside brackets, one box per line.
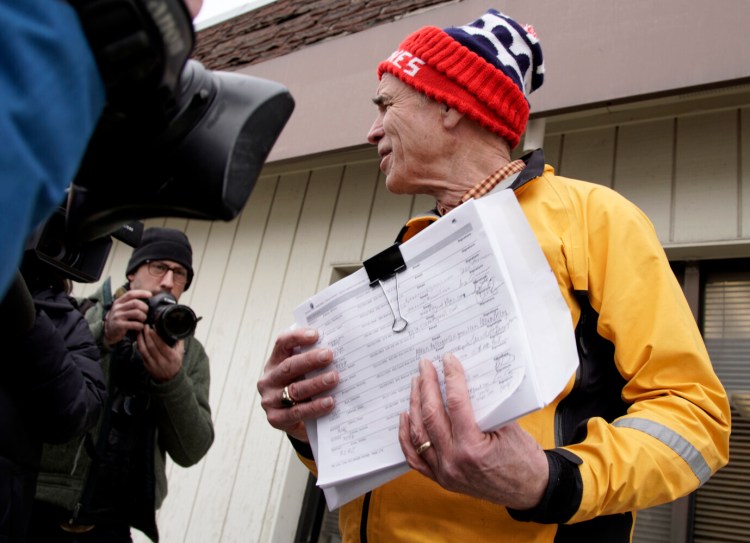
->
[294, 189, 578, 509]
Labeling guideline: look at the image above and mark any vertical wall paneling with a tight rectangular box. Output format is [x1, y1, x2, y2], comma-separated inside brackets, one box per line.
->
[196, 173, 279, 441]
[184, 171, 309, 543]
[362, 169, 415, 259]
[250, 166, 341, 337]
[221, 166, 346, 543]
[412, 193, 437, 217]
[614, 120, 675, 241]
[156, 217, 241, 542]
[154, 175, 279, 543]
[557, 127, 617, 187]
[673, 110, 738, 243]
[180, 219, 224, 342]
[315, 161, 379, 292]
[539, 133, 562, 172]
[170, 216, 208, 314]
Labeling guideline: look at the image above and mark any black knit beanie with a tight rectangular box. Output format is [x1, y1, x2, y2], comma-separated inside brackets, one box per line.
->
[125, 227, 194, 289]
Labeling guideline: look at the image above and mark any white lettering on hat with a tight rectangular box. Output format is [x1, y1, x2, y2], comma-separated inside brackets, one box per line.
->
[387, 50, 426, 77]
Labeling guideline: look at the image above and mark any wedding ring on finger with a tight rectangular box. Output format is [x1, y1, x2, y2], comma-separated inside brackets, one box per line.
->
[281, 385, 296, 408]
[416, 441, 432, 455]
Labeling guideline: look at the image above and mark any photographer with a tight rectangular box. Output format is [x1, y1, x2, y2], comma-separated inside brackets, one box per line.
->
[31, 227, 214, 542]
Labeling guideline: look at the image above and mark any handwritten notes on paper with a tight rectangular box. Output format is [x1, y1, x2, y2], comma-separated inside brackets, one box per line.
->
[294, 189, 579, 509]
[298, 219, 528, 486]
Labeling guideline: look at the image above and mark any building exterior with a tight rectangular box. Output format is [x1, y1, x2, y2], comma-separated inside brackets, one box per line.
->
[76, 0, 750, 541]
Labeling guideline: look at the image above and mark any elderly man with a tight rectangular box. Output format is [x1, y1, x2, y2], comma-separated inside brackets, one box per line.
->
[258, 9, 730, 542]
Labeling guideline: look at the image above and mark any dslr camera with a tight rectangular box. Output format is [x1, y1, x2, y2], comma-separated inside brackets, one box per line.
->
[145, 292, 198, 346]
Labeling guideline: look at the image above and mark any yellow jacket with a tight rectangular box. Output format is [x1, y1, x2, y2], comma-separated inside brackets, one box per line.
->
[295, 150, 730, 542]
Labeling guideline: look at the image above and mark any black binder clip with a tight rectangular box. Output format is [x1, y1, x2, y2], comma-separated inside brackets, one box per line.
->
[363, 243, 408, 332]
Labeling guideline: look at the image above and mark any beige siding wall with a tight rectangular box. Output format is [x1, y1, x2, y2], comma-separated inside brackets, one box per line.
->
[543, 88, 750, 259]
[75, 90, 750, 542]
[234, 0, 750, 163]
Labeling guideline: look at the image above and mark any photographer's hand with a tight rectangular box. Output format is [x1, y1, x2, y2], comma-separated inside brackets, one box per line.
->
[103, 289, 152, 346]
[137, 325, 183, 383]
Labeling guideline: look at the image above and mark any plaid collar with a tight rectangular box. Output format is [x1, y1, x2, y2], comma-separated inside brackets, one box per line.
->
[437, 159, 526, 215]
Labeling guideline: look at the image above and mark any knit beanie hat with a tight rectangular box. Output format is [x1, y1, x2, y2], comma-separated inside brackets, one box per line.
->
[126, 227, 194, 289]
[377, 9, 544, 149]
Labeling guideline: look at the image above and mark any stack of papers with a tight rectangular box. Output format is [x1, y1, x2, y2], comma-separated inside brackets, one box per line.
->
[293, 189, 578, 510]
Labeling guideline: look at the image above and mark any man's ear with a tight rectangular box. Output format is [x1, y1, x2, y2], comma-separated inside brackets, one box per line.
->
[441, 105, 464, 129]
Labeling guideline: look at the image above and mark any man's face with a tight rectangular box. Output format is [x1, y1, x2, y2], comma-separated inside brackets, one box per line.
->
[128, 259, 188, 300]
[367, 74, 447, 195]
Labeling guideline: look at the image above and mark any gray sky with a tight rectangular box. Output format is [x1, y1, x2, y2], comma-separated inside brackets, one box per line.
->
[194, 0, 276, 29]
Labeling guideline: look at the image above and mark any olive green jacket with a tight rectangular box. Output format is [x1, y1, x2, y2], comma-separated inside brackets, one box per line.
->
[35, 278, 214, 520]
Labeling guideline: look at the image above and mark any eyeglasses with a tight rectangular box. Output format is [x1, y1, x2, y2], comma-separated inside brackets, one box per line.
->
[146, 260, 189, 285]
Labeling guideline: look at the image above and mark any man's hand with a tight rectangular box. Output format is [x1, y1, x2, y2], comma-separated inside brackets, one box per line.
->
[137, 326, 184, 383]
[398, 353, 549, 510]
[103, 289, 152, 346]
[257, 328, 339, 443]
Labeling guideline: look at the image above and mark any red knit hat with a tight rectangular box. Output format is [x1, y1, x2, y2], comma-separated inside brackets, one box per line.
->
[377, 9, 544, 149]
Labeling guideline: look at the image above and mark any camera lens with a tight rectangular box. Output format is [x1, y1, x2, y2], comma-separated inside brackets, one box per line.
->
[158, 304, 197, 340]
[146, 292, 198, 346]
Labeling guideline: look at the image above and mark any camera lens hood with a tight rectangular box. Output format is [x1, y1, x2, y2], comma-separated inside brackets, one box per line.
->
[147, 292, 198, 345]
[157, 303, 198, 340]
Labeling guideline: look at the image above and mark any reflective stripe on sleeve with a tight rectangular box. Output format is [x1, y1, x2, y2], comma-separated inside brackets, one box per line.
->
[613, 417, 712, 485]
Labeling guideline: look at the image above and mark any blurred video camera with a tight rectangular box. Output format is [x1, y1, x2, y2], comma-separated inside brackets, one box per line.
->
[36, 0, 295, 282]
[25, 208, 144, 283]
